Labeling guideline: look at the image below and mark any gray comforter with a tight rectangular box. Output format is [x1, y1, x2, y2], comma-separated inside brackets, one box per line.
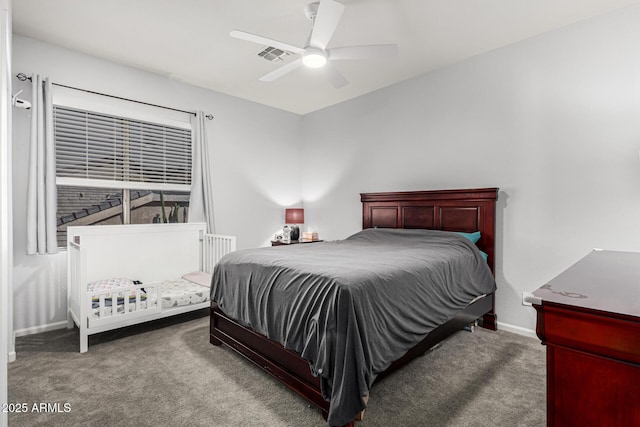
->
[211, 228, 496, 426]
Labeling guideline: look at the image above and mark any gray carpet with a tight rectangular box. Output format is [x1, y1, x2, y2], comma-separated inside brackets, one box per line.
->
[8, 311, 546, 426]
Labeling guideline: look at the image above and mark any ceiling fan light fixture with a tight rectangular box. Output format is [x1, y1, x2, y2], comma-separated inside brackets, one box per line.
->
[302, 49, 327, 68]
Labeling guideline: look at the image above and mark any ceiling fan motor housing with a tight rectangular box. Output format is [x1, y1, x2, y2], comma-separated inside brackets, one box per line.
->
[302, 48, 327, 68]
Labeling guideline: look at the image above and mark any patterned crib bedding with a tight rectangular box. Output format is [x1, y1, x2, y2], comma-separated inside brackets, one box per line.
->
[157, 277, 210, 308]
[90, 276, 210, 320]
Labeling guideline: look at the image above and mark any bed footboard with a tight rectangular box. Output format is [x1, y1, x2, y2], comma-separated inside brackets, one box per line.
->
[210, 293, 494, 424]
[210, 303, 329, 416]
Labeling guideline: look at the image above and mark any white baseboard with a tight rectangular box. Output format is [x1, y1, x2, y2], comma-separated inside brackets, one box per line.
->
[497, 321, 538, 339]
[13, 320, 68, 339]
[12, 320, 537, 346]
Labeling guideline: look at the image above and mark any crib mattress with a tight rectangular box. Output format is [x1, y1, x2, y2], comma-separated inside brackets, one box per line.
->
[91, 278, 210, 319]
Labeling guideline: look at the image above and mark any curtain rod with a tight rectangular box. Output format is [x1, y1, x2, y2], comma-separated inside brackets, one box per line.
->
[15, 72, 214, 120]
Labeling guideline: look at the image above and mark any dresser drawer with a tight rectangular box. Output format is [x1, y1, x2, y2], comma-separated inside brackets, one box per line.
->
[548, 346, 640, 427]
[536, 302, 640, 364]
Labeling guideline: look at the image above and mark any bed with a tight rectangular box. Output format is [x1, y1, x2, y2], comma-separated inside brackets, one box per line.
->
[209, 188, 498, 426]
[67, 223, 236, 353]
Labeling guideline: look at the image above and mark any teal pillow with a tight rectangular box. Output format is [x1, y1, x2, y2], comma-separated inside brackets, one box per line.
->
[479, 250, 488, 262]
[455, 231, 481, 244]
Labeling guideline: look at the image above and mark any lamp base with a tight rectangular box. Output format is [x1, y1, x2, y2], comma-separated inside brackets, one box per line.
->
[290, 225, 300, 241]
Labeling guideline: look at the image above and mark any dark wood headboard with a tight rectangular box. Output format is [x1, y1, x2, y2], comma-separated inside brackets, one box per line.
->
[361, 188, 498, 273]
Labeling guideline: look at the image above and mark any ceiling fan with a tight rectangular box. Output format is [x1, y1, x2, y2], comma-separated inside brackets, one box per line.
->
[230, 0, 399, 88]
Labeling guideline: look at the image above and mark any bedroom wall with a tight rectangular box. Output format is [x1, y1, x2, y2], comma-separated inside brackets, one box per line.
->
[301, 4, 640, 334]
[1, 0, 12, 424]
[11, 35, 303, 334]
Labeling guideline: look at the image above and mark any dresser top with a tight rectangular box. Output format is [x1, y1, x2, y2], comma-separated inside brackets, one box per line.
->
[533, 250, 640, 318]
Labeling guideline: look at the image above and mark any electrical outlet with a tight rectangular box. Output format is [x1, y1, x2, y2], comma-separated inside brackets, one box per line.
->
[522, 291, 541, 306]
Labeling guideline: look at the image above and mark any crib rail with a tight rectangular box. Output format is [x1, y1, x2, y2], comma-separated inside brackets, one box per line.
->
[88, 283, 161, 329]
[203, 233, 237, 273]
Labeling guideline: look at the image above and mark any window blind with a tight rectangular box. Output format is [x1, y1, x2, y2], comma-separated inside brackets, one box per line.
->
[54, 105, 192, 188]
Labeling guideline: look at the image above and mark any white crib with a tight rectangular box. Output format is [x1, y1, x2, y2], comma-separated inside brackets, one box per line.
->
[66, 223, 236, 353]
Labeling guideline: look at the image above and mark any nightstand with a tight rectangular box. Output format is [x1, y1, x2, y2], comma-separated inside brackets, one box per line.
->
[271, 240, 323, 246]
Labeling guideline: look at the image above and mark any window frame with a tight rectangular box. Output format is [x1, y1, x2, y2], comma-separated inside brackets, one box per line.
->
[53, 89, 193, 248]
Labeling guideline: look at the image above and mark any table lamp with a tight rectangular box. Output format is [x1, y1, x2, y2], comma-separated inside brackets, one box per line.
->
[285, 208, 304, 241]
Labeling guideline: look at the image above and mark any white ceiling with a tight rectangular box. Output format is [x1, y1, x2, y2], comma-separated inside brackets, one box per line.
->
[11, 0, 640, 115]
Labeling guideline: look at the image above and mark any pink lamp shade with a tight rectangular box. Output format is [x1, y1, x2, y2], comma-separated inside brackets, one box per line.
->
[285, 208, 304, 224]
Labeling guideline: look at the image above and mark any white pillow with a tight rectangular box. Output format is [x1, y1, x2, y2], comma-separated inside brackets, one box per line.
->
[182, 271, 212, 288]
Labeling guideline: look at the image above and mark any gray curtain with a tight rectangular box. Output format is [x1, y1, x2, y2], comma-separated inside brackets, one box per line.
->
[26, 75, 58, 255]
[188, 111, 215, 233]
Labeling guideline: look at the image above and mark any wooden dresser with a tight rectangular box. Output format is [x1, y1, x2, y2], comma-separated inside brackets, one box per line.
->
[532, 250, 640, 427]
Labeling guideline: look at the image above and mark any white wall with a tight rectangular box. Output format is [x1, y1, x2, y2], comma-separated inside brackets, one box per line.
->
[1, 1, 12, 425]
[301, 4, 640, 332]
[11, 35, 303, 333]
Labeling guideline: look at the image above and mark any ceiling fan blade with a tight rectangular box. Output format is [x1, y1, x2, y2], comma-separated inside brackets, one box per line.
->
[230, 30, 305, 55]
[325, 65, 348, 88]
[328, 44, 399, 60]
[259, 58, 303, 82]
[309, 0, 345, 50]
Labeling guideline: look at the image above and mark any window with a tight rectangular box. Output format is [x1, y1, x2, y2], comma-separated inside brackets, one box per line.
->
[54, 105, 192, 247]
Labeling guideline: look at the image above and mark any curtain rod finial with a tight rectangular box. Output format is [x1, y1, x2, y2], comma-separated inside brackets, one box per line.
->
[16, 72, 32, 82]
[205, 114, 214, 120]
